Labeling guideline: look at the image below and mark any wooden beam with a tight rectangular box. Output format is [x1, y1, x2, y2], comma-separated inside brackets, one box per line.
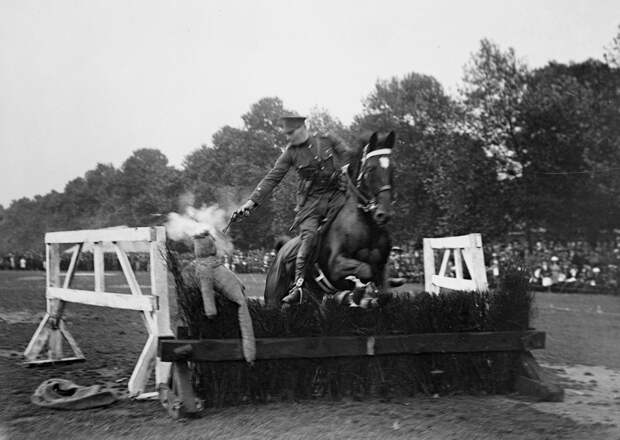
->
[470, 241, 489, 292]
[48, 287, 156, 311]
[159, 331, 546, 362]
[426, 234, 482, 250]
[129, 334, 157, 397]
[150, 226, 172, 336]
[45, 227, 155, 244]
[150, 226, 173, 389]
[113, 243, 143, 297]
[431, 275, 477, 292]
[46, 243, 61, 289]
[62, 243, 83, 289]
[438, 249, 450, 277]
[25, 357, 86, 366]
[46, 243, 62, 319]
[423, 238, 436, 294]
[24, 314, 51, 361]
[454, 248, 463, 279]
[94, 242, 105, 292]
[113, 243, 156, 332]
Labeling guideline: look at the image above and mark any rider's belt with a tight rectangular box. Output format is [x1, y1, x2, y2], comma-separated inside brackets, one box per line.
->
[313, 171, 340, 191]
[313, 264, 338, 294]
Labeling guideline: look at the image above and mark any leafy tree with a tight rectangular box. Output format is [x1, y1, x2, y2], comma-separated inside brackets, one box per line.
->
[115, 149, 183, 226]
[604, 24, 620, 67]
[516, 60, 620, 239]
[0, 196, 52, 254]
[460, 38, 529, 177]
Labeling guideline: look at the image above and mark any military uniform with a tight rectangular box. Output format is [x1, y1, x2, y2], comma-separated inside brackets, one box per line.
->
[249, 132, 352, 284]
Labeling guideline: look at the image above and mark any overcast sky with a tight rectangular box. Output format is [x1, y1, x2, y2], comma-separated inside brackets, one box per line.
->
[1, 0, 618, 207]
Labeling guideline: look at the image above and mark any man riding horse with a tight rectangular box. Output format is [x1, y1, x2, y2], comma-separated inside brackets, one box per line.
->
[234, 115, 353, 304]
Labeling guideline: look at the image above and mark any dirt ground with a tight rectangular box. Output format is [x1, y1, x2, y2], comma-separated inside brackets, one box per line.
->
[1, 271, 619, 439]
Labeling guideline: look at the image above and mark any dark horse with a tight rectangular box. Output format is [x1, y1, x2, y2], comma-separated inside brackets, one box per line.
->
[264, 131, 396, 306]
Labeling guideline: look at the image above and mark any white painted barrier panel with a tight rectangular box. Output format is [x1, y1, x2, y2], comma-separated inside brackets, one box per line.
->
[24, 226, 173, 399]
[423, 233, 488, 294]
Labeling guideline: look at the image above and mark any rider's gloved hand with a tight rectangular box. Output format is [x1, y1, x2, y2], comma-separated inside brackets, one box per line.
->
[232, 200, 256, 221]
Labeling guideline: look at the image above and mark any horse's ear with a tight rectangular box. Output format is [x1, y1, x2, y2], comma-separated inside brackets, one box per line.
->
[385, 131, 396, 149]
[368, 132, 379, 150]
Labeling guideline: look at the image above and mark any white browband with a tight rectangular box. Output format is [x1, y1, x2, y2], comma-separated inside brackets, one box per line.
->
[365, 148, 392, 159]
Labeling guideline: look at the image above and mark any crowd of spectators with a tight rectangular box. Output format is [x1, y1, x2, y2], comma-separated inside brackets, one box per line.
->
[3, 235, 620, 293]
[487, 237, 620, 292]
[0, 251, 149, 272]
[222, 249, 276, 273]
[0, 252, 45, 271]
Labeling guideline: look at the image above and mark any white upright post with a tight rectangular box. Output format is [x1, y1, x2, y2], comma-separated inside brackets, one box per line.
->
[151, 226, 173, 389]
[423, 238, 438, 294]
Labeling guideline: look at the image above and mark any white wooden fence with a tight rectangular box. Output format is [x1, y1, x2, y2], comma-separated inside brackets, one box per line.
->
[24, 227, 173, 398]
[423, 233, 488, 294]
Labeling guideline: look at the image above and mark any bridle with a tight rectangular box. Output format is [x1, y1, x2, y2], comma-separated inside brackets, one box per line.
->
[345, 145, 393, 214]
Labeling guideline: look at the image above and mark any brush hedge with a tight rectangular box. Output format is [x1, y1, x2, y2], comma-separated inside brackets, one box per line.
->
[167, 251, 534, 407]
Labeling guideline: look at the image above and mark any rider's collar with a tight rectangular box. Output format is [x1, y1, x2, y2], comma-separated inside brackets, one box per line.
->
[291, 137, 311, 148]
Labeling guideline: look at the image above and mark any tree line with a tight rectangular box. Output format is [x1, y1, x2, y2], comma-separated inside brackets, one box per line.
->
[2, 34, 620, 255]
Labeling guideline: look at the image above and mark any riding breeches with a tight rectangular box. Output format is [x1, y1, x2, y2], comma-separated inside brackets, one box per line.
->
[295, 214, 320, 281]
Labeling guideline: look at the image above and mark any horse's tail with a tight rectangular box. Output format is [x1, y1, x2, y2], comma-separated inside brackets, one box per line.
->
[264, 236, 299, 307]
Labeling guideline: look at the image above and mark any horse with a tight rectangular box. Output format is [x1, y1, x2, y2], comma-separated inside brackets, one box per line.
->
[264, 130, 396, 307]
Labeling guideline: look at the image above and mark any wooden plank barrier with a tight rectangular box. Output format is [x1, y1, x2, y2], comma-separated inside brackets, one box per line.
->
[23, 226, 174, 399]
[159, 331, 546, 362]
[423, 233, 488, 294]
[158, 329, 562, 419]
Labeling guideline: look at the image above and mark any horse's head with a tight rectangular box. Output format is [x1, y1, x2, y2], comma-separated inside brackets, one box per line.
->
[353, 131, 396, 227]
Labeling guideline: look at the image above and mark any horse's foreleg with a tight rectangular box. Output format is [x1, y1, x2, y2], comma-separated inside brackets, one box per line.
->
[373, 264, 388, 292]
[371, 264, 394, 306]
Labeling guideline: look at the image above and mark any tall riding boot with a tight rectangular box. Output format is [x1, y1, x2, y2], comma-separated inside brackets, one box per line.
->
[282, 239, 314, 304]
[282, 276, 304, 304]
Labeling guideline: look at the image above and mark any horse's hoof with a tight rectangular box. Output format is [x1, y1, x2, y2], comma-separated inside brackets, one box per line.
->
[282, 288, 302, 304]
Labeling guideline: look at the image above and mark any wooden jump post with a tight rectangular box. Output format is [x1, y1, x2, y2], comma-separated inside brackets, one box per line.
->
[24, 226, 174, 399]
[423, 233, 488, 294]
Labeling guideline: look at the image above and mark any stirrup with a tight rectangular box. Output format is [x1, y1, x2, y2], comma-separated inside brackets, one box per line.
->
[282, 278, 304, 304]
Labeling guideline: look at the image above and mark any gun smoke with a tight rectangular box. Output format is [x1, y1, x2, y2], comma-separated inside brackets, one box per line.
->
[165, 204, 235, 255]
